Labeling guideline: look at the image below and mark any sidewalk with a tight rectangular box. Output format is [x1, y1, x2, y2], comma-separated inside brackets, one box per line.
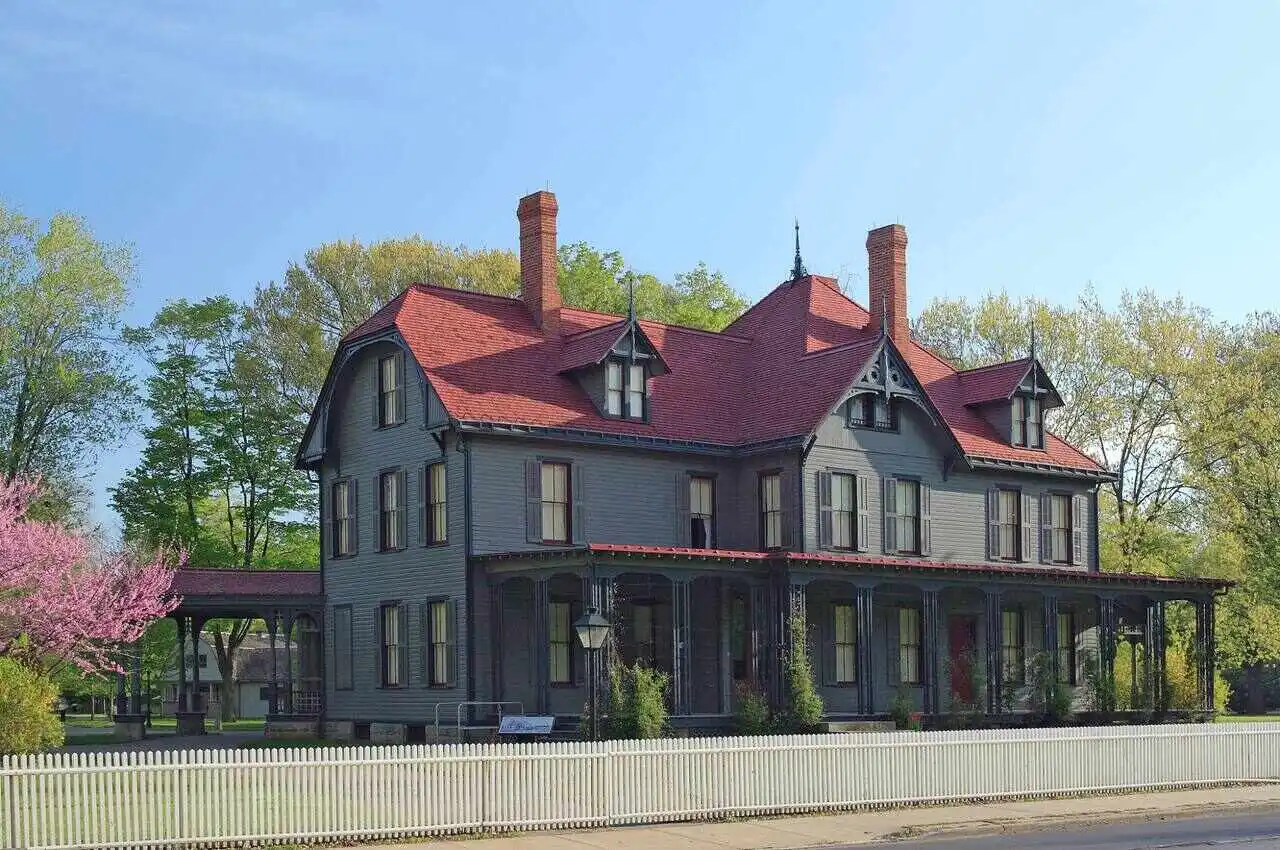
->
[393, 785, 1280, 849]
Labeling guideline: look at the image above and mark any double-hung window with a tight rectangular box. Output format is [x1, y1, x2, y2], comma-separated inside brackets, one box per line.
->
[541, 462, 571, 543]
[760, 472, 782, 550]
[378, 354, 401, 427]
[627, 363, 646, 418]
[895, 479, 920, 554]
[379, 469, 405, 551]
[604, 359, 647, 420]
[422, 600, 454, 687]
[549, 601, 573, 685]
[834, 603, 856, 684]
[997, 488, 1020, 560]
[425, 462, 447, 545]
[1001, 608, 1025, 684]
[690, 475, 714, 548]
[1057, 611, 1076, 685]
[331, 479, 354, 556]
[1012, 395, 1043, 448]
[1049, 493, 1072, 563]
[605, 362, 623, 416]
[831, 472, 856, 549]
[897, 607, 921, 684]
[380, 603, 404, 688]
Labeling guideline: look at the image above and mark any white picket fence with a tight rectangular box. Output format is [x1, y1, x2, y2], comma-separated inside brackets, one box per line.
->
[4, 723, 1280, 850]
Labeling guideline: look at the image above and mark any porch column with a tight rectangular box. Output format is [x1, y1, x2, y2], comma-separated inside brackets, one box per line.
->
[856, 586, 875, 715]
[175, 616, 189, 712]
[1144, 599, 1166, 711]
[267, 612, 279, 717]
[1042, 594, 1060, 688]
[283, 611, 295, 714]
[490, 579, 504, 709]
[1206, 597, 1217, 710]
[590, 574, 615, 705]
[782, 581, 806, 710]
[671, 578, 693, 716]
[114, 665, 128, 716]
[921, 589, 941, 716]
[189, 617, 204, 714]
[984, 589, 1003, 714]
[1098, 596, 1117, 712]
[130, 644, 143, 715]
[718, 580, 732, 715]
[533, 577, 551, 714]
[750, 582, 770, 697]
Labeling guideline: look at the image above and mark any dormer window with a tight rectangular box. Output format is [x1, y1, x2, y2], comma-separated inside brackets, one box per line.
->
[604, 358, 646, 420]
[847, 394, 897, 431]
[1012, 395, 1043, 449]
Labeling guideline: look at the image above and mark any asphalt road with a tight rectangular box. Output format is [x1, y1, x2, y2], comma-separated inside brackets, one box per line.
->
[858, 811, 1280, 849]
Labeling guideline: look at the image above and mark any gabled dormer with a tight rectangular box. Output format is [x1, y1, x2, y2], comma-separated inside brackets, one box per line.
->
[842, 337, 937, 434]
[961, 358, 1063, 451]
[560, 316, 669, 423]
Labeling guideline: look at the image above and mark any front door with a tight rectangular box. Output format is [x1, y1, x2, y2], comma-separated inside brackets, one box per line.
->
[948, 615, 979, 704]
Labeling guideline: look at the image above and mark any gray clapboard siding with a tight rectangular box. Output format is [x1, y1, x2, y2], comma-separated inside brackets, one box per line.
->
[803, 404, 1097, 570]
[322, 340, 470, 722]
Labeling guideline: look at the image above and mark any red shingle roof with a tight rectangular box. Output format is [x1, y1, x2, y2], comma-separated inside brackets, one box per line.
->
[343, 276, 1105, 473]
[171, 569, 322, 598]
[958, 359, 1032, 406]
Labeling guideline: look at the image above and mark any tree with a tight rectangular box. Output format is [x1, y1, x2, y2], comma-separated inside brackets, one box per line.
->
[113, 298, 316, 718]
[0, 476, 177, 676]
[0, 204, 137, 522]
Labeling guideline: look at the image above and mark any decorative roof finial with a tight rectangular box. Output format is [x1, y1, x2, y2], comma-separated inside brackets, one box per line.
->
[790, 219, 808, 280]
[1029, 320, 1037, 363]
[627, 275, 637, 324]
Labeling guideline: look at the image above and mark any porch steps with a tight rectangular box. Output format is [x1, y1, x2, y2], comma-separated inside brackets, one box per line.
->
[821, 720, 897, 734]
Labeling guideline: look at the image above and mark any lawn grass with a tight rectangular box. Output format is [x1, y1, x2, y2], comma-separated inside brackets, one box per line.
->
[238, 738, 335, 749]
[1217, 714, 1278, 723]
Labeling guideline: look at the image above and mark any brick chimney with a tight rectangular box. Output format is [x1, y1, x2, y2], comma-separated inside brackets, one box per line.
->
[517, 190, 561, 337]
[866, 223, 909, 344]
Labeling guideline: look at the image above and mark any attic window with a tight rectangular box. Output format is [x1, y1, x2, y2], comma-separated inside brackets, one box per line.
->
[847, 395, 897, 432]
[1012, 395, 1043, 449]
[604, 358, 646, 421]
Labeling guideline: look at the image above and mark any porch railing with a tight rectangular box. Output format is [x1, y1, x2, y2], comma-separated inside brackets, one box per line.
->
[4, 723, 1279, 849]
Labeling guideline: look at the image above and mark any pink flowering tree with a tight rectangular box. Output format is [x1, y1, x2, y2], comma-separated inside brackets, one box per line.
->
[0, 477, 180, 675]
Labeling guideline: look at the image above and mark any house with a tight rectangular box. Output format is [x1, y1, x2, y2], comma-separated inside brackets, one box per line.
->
[297, 191, 1226, 741]
[158, 633, 301, 719]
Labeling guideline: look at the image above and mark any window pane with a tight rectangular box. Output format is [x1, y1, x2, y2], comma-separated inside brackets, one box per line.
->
[873, 397, 893, 428]
[766, 513, 781, 549]
[606, 362, 622, 415]
[627, 364, 645, 418]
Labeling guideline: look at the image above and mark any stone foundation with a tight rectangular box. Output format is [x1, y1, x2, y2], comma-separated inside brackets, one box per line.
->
[265, 716, 320, 740]
[369, 722, 407, 744]
[112, 715, 146, 742]
[175, 711, 206, 736]
[323, 720, 355, 742]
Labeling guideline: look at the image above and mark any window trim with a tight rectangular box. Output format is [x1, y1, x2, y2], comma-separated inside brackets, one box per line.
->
[833, 600, 857, 686]
[1011, 393, 1045, 450]
[829, 470, 858, 551]
[378, 600, 406, 690]
[330, 477, 355, 559]
[333, 604, 354, 691]
[1048, 491, 1073, 565]
[424, 461, 448, 547]
[847, 393, 899, 432]
[378, 467, 406, 552]
[422, 598, 453, 689]
[995, 487, 1022, 562]
[539, 459, 573, 544]
[758, 469, 783, 551]
[376, 352, 404, 429]
[893, 477, 922, 556]
[689, 473, 717, 549]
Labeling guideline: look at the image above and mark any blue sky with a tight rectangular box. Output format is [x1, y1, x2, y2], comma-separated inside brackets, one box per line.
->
[2, 2, 1278, 530]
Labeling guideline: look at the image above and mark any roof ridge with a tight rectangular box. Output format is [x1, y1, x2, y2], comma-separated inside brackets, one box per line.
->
[561, 320, 625, 341]
[799, 335, 880, 360]
[411, 282, 521, 304]
[560, 306, 752, 341]
[957, 357, 1033, 375]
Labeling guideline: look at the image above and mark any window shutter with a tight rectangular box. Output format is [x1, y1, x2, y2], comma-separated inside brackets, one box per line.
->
[398, 603, 409, 687]
[920, 483, 933, 557]
[855, 473, 870, 552]
[986, 487, 1001, 560]
[525, 459, 542, 543]
[571, 464, 587, 545]
[445, 599, 458, 687]
[1039, 493, 1053, 564]
[818, 471, 833, 550]
[882, 477, 898, 555]
[324, 485, 335, 559]
[348, 479, 359, 555]
[418, 465, 427, 546]
[374, 605, 383, 685]
[395, 354, 407, 424]
[1071, 493, 1086, 566]
[396, 469, 408, 549]
[376, 475, 385, 552]
[675, 473, 691, 545]
[418, 603, 429, 685]
[886, 609, 901, 686]
[1020, 492, 1033, 562]
[372, 372, 382, 427]
[779, 467, 797, 549]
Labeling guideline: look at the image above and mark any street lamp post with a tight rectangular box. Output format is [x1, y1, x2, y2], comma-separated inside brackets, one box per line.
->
[573, 606, 611, 741]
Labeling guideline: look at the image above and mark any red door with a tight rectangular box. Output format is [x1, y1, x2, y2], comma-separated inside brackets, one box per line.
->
[949, 616, 978, 704]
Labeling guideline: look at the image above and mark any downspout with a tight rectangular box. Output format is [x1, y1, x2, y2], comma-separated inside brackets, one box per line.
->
[799, 435, 817, 554]
[459, 430, 477, 703]
[1091, 482, 1102, 573]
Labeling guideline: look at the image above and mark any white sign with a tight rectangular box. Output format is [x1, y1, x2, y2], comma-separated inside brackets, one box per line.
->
[498, 715, 555, 735]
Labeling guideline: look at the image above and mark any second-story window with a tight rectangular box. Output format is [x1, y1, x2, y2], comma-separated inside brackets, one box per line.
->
[997, 488, 1020, 560]
[690, 475, 714, 548]
[379, 469, 406, 551]
[1012, 395, 1043, 449]
[895, 479, 920, 555]
[831, 472, 856, 549]
[848, 395, 896, 431]
[378, 353, 402, 427]
[541, 461, 571, 543]
[331, 479, 356, 557]
[760, 472, 782, 549]
[605, 361, 623, 416]
[1049, 493, 1072, 563]
[424, 462, 447, 545]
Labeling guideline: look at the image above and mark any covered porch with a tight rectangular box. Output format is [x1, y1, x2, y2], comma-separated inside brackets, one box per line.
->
[474, 545, 1229, 730]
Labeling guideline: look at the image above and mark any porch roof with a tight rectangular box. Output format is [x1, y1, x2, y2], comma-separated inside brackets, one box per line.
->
[169, 568, 323, 618]
[473, 544, 1233, 594]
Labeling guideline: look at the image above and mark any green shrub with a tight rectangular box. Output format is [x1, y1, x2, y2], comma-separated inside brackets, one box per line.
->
[0, 657, 64, 754]
[733, 681, 773, 735]
[781, 612, 824, 733]
[1028, 651, 1074, 724]
[1082, 649, 1117, 715]
[606, 662, 669, 739]
[889, 687, 915, 730]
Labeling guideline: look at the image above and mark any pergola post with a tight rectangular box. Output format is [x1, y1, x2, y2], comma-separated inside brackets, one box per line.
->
[856, 586, 875, 715]
[283, 610, 296, 715]
[1042, 594, 1061, 690]
[671, 578, 694, 716]
[267, 611, 279, 717]
[189, 617, 203, 715]
[129, 645, 143, 716]
[1098, 596, 1117, 713]
[533, 578, 550, 714]
[921, 588, 941, 716]
[984, 588, 1003, 714]
[175, 616, 189, 712]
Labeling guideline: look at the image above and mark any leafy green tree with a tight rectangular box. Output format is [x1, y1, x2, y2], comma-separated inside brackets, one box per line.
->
[0, 657, 64, 754]
[0, 203, 137, 523]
